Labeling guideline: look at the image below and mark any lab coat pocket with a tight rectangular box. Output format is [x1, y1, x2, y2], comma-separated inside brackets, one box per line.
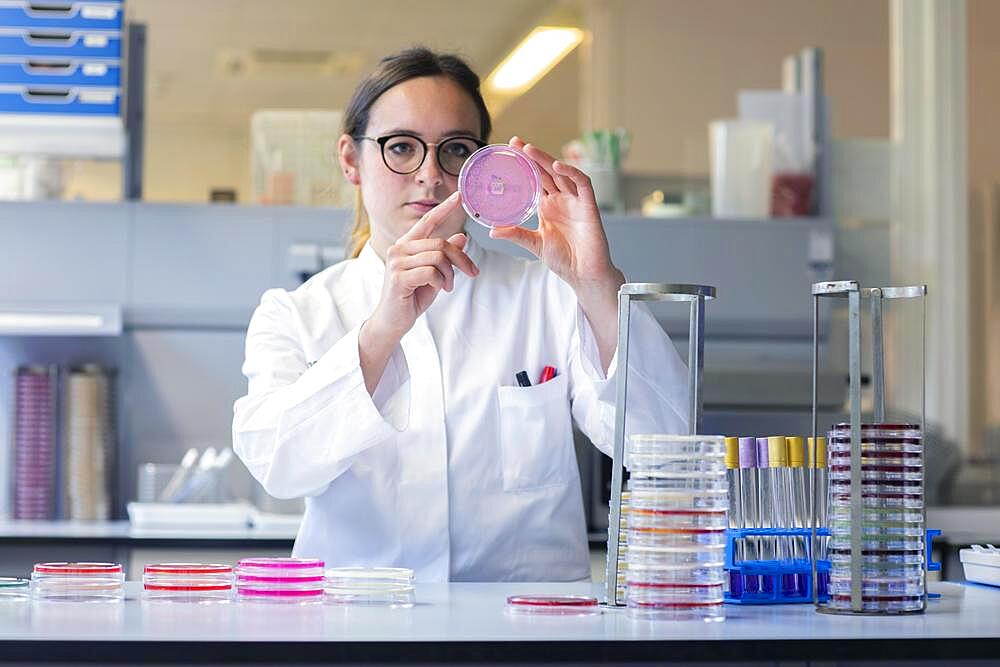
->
[496, 373, 574, 492]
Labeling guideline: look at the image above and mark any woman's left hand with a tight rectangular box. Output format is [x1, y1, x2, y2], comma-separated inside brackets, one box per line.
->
[489, 137, 625, 295]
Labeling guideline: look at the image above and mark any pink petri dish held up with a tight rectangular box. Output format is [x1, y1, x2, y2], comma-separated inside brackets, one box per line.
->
[458, 144, 541, 228]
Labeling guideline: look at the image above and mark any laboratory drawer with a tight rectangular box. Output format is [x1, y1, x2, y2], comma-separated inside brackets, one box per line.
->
[0, 1, 121, 30]
[0, 56, 118, 86]
[0, 83, 119, 114]
[0, 27, 120, 58]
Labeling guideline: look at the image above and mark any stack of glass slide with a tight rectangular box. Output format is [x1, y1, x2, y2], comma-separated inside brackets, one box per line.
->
[810, 282, 928, 615]
[605, 283, 718, 617]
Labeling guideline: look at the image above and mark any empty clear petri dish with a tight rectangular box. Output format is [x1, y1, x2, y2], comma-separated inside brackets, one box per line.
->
[827, 548, 925, 566]
[505, 594, 599, 616]
[827, 536, 926, 552]
[627, 434, 726, 459]
[826, 594, 924, 613]
[830, 563, 926, 579]
[626, 507, 729, 531]
[324, 567, 415, 607]
[143, 563, 232, 603]
[0, 577, 29, 601]
[626, 544, 726, 568]
[30, 562, 124, 603]
[626, 597, 725, 622]
[623, 564, 725, 586]
[627, 477, 729, 493]
[458, 145, 541, 228]
[626, 527, 727, 549]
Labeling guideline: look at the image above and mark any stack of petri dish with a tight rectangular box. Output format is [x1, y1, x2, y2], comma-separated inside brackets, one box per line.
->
[325, 567, 415, 607]
[30, 562, 125, 602]
[606, 489, 631, 604]
[825, 423, 925, 614]
[63, 365, 114, 521]
[143, 563, 233, 603]
[13, 366, 57, 520]
[235, 557, 324, 604]
[624, 434, 728, 622]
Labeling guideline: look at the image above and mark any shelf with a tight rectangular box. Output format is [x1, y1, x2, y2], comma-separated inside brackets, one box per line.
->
[0, 113, 124, 159]
[0, 302, 122, 336]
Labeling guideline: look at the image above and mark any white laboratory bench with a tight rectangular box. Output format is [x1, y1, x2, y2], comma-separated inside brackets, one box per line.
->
[0, 582, 995, 664]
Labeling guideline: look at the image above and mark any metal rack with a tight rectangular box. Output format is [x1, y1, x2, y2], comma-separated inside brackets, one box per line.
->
[809, 280, 928, 614]
[604, 282, 716, 606]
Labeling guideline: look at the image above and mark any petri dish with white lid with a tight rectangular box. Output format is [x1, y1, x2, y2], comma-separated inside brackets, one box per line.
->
[31, 562, 124, 602]
[505, 594, 599, 616]
[458, 144, 541, 228]
[236, 557, 325, 604]
[143, 563, 232, 603]
[324, 567, 415, 607]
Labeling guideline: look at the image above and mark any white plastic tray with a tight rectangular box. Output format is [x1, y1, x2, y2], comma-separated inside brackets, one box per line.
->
[127, 501, 254, 529]
[960, 545, 1000, 588]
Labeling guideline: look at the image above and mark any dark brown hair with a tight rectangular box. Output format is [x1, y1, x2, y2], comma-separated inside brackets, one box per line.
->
[344, 47, 492, 258]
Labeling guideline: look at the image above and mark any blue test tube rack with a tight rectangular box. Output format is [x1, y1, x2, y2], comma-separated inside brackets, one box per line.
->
[723, 528, 941, 604]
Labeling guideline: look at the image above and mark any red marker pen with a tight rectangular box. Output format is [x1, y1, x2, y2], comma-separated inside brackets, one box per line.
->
[538, 366, 557, 384]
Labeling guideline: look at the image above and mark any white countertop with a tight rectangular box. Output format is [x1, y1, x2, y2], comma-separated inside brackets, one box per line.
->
[0, 581, 994, 663]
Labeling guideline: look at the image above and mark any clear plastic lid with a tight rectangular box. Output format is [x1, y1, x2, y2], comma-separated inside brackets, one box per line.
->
[0, 577, 28, 588]
[237, 557, 323, 570]
[33, 562, 122, 576]
[145, 563, 232, 575]
[458, 145, 541, 228]
[325, 567, 413, 587]
[628, 434, 726, 457]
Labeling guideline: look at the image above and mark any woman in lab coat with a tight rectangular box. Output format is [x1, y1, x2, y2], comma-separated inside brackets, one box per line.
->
[233, 47, 688, 581]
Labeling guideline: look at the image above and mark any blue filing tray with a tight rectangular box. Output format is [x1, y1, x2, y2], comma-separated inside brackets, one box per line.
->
[0, 83, 118, 114]
[0, 28, 120, 58]
[724, 527, 942, 605]
[0, 57, 118, 86]
[0, 1, 121, 30]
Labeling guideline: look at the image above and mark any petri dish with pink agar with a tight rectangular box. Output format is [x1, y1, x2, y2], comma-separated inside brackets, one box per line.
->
[458, 144, 541, 228]
[236, 557, 325, 604]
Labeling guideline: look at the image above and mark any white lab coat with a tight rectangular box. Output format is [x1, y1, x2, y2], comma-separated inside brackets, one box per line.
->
[232, 236, 688, 581]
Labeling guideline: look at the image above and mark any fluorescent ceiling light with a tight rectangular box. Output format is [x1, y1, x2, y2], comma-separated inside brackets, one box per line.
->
[0, 313, 105, 331]
[486, 26, 584, 95]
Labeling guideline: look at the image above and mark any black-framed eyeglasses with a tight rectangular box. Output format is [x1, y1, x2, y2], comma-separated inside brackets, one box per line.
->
[357, 133, 486, 177]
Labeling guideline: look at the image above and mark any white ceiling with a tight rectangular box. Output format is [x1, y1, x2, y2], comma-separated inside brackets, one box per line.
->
[127, 0, 551, 125]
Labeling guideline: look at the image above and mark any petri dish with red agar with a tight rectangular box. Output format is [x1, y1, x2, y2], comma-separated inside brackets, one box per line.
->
[143, 563, 233, 603]
[458, 144, 541, 228]
[31, 562, 124, 602]
[505, 594, 599, 616]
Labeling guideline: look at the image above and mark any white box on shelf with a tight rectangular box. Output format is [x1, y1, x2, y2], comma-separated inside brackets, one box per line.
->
[127, 501, 255, 530]
[960, 545, 1000, 588]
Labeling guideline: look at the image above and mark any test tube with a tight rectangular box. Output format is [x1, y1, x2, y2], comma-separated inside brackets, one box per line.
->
[755, 437, 773, 564]
[808, 436, 828, 557]
[787, 436, 809, 595]
[724, 437, 742, 596]
[738, 437, 759, 593]
[767, 436, 790, 553]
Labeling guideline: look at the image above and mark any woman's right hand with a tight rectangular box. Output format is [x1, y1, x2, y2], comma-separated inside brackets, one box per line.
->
[365, 191, 479, 345]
